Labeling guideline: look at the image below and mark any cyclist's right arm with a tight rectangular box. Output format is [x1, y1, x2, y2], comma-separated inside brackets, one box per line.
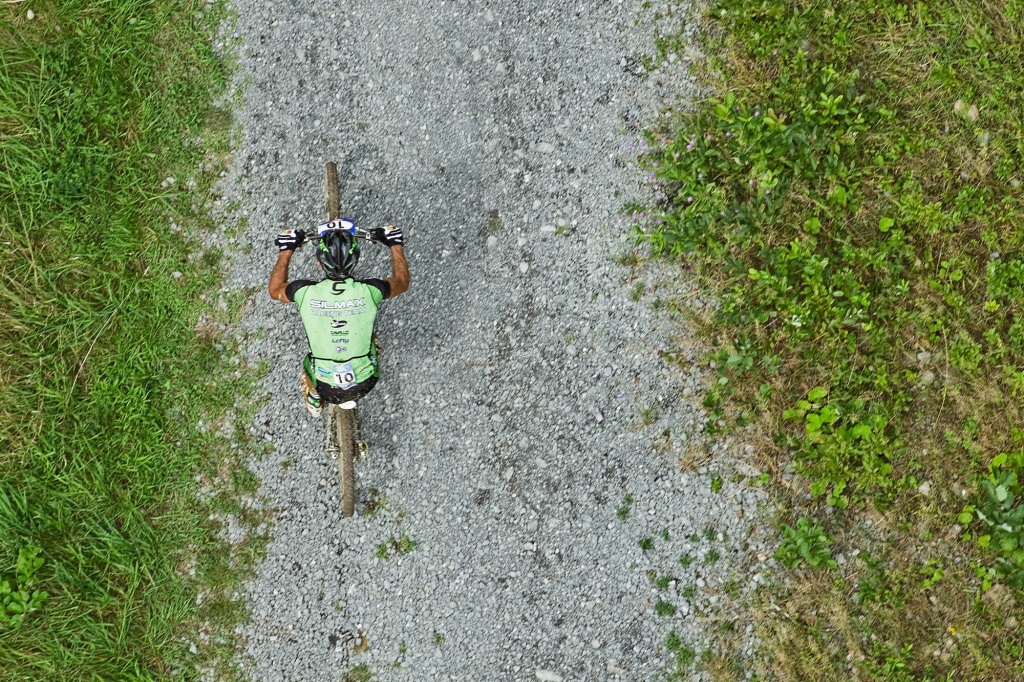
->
[268, 250, 293, 303]
[385, 245, 409, 298]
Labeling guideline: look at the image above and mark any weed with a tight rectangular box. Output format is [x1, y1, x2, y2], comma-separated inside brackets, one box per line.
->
[681, 585, 696, 599]
[0, 547, 47, 632]
[639, 406, 660, 425]
[362, 488, 387, 517]
[678, 553, 696, 568]
[617, 493, 635, 520]
[661, 529, 671, 542]
[774, 517, 836, 570]
[639, 536, 655, 551]
[703, 548, 721, 565]
[487, 208, 502, 232]
[432, 631, 445, 646]
[630, 281, 646, 301]
[376, 534, 419, 560]
[391, 640, 407, 669]
[710, 475, 724, 493]
[655, 600, 677, 617]
[664, 630, 697, 678]
[344, 663, 373, 682]
[655, 575, 673, 591]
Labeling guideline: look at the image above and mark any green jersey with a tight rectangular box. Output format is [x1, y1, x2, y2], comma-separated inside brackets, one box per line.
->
[287, 277, 389, 388]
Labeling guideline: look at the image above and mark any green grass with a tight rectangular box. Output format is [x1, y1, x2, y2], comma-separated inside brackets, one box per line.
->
[0, 0, 250, 678]
[642, 0, 1024, 680]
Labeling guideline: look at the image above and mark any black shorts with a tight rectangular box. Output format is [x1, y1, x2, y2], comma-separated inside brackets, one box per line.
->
[303, 354, 378, 404]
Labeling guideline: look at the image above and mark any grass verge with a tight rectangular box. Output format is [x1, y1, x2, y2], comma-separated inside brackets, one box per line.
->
[641, 1, 1024, 679]
[1, 1, 259, 678]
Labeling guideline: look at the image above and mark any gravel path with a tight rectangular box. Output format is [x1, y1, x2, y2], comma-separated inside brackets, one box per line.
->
[213, 1, 773, 679]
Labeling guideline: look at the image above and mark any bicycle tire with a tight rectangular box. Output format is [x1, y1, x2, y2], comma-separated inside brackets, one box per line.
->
[325, 162, 340, 220]
[335, 405, 357, 517]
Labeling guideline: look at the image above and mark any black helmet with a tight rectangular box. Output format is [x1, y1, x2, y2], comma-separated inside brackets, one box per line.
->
[317, 229, 360, 279]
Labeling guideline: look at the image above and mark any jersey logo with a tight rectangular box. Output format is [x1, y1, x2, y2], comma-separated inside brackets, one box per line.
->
[331, 320, 348, 328]
[332, 281, 346, 295]
[311, 298, 365, 309]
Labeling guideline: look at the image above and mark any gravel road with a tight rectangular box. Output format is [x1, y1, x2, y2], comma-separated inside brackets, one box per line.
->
[212, 0, 773, 679]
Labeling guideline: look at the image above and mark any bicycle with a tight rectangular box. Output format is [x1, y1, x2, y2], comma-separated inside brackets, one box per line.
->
[320, 161, 378, 517]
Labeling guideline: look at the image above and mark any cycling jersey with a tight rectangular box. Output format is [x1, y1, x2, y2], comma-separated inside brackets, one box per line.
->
[286, 277, 389, 389]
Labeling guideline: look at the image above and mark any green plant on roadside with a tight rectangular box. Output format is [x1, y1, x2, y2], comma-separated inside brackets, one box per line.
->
[641, 0, 1024, 677]
[640, 406, 660, 425]
[639, 536, 655, 551]
[0, 0, 254, 676]
[0, 546, 47, 632]
[710, 475, 723, 493]
[774, 517, 836, 570]
[375, 534, 419, 560]
[344, 663, 373, 682]
[960, 451, 1024, 586]
[678, 553, 695, 568]
[432, 630, 445, 646]
[703, 548, 721, 565]
[617, 493, 634, 520]
[655, 600, 677, 617]
[663, 630, 697, 679]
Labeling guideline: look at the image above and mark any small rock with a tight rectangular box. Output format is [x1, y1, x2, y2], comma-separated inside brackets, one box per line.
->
[536, 142, 555, 154]
[540, 224, 556, 233]
[27, 9, 35, 20]
[484, 9, 494, 22]
[919, 370, 936, 385]
[967, 104, 979, 122]
[171, 271, 183, 279]
[535, 671, 563, 682]
[918, 480, 932, 496]
[486, 235, 498, 248]
[519, 262, 529, 274]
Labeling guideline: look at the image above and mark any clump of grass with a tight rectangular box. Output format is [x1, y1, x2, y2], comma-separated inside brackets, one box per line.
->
[654, 600, 677, 617]
[432, 630, 445, 647]
[344, 663, 374, 682]
[376, 534, 419, 560]
[639, 406, 660, 425]
[617, 493, 634, 520]
[643, 0, 1024, 679]
[638, 536, 655, 551]
[0, 0, 250, 676]
[678, 553, 695, 568]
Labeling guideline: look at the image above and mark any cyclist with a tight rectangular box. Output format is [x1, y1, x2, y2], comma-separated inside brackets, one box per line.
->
[268, 220, 409, 416]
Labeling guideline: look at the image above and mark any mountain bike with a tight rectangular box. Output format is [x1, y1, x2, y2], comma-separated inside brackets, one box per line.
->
[321, 161, 377, 517]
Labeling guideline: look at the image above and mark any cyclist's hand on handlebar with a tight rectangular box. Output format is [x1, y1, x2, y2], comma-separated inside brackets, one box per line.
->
[371, 225, 404, 247]
[274, 229, 306, 252]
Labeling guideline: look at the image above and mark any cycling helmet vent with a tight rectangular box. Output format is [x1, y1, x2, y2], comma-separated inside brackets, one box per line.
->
[317, 229, 360, 279]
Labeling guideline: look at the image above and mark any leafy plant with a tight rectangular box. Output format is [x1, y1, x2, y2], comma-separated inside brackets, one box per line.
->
[655, 600, 677, 616]
[774, 517, 837, 570]
[962, 453, 1024, 586]
[0, 546, 47, 632]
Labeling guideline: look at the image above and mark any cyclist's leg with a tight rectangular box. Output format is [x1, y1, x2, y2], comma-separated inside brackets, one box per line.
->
[300, 354, 322, 416]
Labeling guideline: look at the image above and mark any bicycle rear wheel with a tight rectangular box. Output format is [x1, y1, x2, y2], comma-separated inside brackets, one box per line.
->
[333, 404, 357, 517]
[325, 162, 340, 220]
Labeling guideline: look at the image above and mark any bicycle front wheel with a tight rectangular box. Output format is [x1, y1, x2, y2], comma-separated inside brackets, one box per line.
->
[325, 162, 340, 221]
